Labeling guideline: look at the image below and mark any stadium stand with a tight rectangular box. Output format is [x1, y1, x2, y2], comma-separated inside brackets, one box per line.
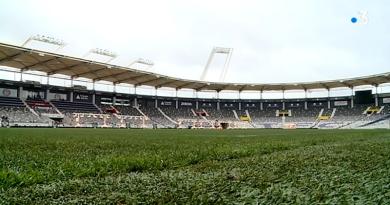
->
[51, 100, 100, 113]
[0, 96, 43, 124]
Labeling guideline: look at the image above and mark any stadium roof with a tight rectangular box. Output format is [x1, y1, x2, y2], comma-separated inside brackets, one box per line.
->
[0, 42, 389, 92]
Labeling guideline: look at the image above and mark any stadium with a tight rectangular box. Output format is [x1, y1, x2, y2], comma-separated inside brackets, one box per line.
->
[0, 42, 389, 129]
[1, 1, 390, 204]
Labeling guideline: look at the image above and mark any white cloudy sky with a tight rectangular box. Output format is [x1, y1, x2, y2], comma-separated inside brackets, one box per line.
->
[0, 0, 389, 84]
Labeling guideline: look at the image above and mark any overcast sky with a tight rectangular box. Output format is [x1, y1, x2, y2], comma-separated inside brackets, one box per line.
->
[0, 0, 389, 84]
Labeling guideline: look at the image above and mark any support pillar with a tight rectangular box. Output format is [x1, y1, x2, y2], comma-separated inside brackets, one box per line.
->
[92, 93, 96, 104]
[375, 86, 379, 106]
[46, 89, 49, 100]
[327, 89, 331, 109]
[134, 98, 138, 107]
[351, 87, 354, 108]
[304, 89, 308, 110]
[18, 86, 23, 98]
[70, 91, 74, 102]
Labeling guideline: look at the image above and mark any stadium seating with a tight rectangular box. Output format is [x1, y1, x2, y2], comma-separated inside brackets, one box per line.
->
[1, 92, 390, 129]
[51, 100, 100, 113]
[0, 97, 43, 124]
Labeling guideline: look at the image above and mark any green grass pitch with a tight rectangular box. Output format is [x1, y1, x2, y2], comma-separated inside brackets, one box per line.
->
[1, 128, 390, 204]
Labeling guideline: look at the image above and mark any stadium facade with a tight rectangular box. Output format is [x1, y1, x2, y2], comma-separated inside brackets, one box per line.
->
[0, 42, 389, 129]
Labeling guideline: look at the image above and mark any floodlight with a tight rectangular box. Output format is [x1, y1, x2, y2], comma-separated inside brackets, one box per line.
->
[21, 34, 66, 51]
[200, 47, 233, 82]
[84, 48, 118, 63]
[127, 58, 154, 70]
[89, 48, 117, 58]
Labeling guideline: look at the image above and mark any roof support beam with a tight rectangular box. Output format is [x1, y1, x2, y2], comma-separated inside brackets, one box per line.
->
[47, 61, 89, 75]
[360, 79, 375, 86]
[0, 50, 8, 56]
[21, 56, 61, 71]
[238, 85, 247, 92]
[134, 78, 160, 86]
[155, 79, 177, 88]
[195, 84, 210, 91]
[73, 67, 110, 78]
[93, 69, 129, 81]
[114, 73, 149, 84]
[0, 51, 29, 64]
[340, 82, 352, 88]
[320, 83, 329, 90]
[380, 75, 390, 81]
[176, 82, 195, 90]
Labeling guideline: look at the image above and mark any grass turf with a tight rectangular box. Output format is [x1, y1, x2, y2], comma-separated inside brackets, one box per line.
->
[0, 128, 389, 204]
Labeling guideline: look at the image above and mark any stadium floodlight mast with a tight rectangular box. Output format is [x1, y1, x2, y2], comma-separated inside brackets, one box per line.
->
[200, 47, 233, 82]
[20, 35, 66, 82]
[127, 58, 154, 70]
[21, 34, 66, 51]
[84, 48, 118, 63]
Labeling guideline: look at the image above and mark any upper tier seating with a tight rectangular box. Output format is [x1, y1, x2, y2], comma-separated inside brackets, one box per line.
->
[51, 100, 100, 113]
[0, 96, 25, 107]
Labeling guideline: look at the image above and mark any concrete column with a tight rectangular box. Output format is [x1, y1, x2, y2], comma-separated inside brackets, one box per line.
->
[217, 101, 220, 111]
[134, 98, 138, 107]
[155, 99, 158, 108]
[375, 96, 378, 106]
[18, 86, 23, 98]
[45, 89, 49, 100]
[260, 102, 263, 110]
[196, 101, 199, 110]
[375, 86, 379, 106]
[92, 93, 96, 104]
[70, 91, 74, 102]
[282, 102, 285, 110]
[176, 99, 178, 109]
[304, 89, 308, 110]
[351, 87, 354, 108]
[112, 96, 116, 105]
[351, 97, 354, 108]
[239, 102, 241, 111]
[327, 89, 331, 109]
